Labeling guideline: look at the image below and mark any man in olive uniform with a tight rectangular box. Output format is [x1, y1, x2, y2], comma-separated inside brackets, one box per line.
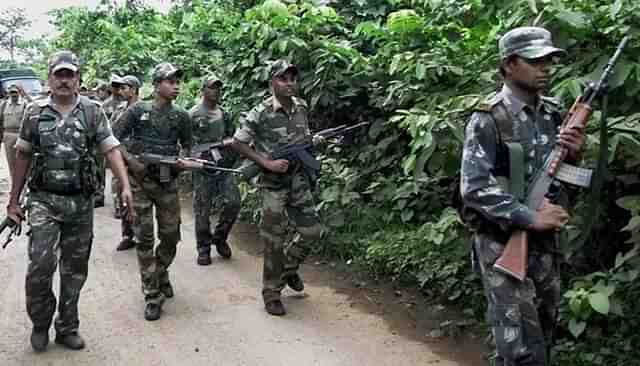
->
[0, 84, 29, 180]
[190, 74, 240, 265]
[232, 60, 324, 316]
[6, 50, 134, 352]
[114, 63, 192, 321]
[112, 75, 142, 250]
[459, 27, 585, 366]
[94, 75, 126, 207]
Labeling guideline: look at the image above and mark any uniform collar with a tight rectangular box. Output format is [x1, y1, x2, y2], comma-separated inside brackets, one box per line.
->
[270, 95, 302, 113]
[500, 84, 555, 116]
[500, 84, 530, 116]
[41, 94, 81, 116]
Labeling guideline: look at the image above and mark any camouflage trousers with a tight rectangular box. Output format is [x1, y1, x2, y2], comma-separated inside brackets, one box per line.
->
[131, 174, 181, 305]
[193, 172, 241, 254]
[473, 233, 560, 366]
[26, 191, 94, 335]
[259, 173, 323, 302]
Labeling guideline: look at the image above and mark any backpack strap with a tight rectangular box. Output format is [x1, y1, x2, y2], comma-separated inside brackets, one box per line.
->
[490, 102, 525, 200]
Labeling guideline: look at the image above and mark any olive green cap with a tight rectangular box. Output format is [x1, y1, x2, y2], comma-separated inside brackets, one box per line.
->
[270, 59, 298, 79]
[499, 27, 566, 60]
[201, 74, 223, 89]
[122, 75, 141, 88]
[7, 84, 19, 92]
[152, 62, 183, 84]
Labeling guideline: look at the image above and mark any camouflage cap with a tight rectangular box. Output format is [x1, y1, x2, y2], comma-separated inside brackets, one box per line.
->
[152, 62, 184, 84]
[270, 59, 298, 79]
[7, 84, 19, 93]
[122, 75, 141, 88]
[48, 50, 80, 74]
[110, 74, 125, 87]
[499, 27, 565, 60]
[201, 73, 223, 89]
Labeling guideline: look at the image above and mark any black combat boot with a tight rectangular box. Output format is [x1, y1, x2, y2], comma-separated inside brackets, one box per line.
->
[55, 332, 85, 350]
[284, 273, 304, 292]
[197, 250, 212, 266]
[144, 303, 162, 321]
[264, 299, 286, 316]
[30, 328, 49, 352]
[215, 241, 232, 259]
[116, 236, 137, 251]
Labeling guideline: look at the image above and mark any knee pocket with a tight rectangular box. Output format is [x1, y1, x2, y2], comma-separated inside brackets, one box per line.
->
[489, 304, 527, 361]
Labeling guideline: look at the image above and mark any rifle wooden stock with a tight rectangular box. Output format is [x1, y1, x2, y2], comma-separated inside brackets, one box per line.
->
[492, 35, 628, 281]
[494, 230, 528, 281]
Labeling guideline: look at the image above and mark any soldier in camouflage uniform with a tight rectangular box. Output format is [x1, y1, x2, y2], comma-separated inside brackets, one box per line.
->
[6, 51, 134, 352]
[112, 75, 142, 250]
[459, 28, 585, 366]
[232, 60, 324, 316]
[114, 63, 192, 321]
[93, 75, 126, 207]
[190, 74, 240, 265]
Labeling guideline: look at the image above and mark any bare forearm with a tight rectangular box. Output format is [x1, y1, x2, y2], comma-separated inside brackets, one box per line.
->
[231, 139, 269, 168]
[9, 150, 32, 206]
[105, 148, 131, 191]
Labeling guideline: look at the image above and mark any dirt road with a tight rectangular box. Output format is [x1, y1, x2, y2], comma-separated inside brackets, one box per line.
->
[0, 150, 485, 366]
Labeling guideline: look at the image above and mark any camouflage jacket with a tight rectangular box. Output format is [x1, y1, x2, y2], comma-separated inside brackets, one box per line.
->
[189, 102, 237, 170]
[460, 84, 563, 231]
[113, 101, 193, 156]
[233, 95, 310, 183]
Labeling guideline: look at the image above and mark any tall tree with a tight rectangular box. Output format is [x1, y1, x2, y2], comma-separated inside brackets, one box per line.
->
[0, 7, 32, 64]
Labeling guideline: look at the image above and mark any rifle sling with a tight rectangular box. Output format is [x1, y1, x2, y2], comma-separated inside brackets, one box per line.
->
[505, 142, 525, 201]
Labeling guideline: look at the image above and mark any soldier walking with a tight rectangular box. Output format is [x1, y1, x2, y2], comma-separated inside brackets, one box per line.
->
[190, 74, 240, 265]
[459, 28, 585, 365]
[0, 84, 29, 180]
[111, 75, 142, 250]
[114, 63, 192, 321]
[232, 60, 324, 316]
[6, 51, 134, 352]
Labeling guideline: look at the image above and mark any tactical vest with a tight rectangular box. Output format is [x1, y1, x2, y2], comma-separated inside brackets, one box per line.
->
[29, 96, 99, 196]
[129, 102, 181, 156]
[456, 100, 526, 235]
[128, 102, 182, 182]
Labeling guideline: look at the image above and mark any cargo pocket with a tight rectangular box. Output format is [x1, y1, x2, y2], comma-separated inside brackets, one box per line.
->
[489, 303, 526, 362]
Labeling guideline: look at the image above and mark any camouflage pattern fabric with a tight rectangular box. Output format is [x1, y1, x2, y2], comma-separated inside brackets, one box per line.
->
[130, 175, 181, 305]
[26, 192, 94, 335]
[460, 85, 565, 366]
[234, 95, 323, 302]
[113, 101, 192, 305]
[189, 102, 240, 253]
[193, 173, 240, 252]
[17, 94, 119, 335]
[473, 233, 560, 366]
[260, 172, 322, 302]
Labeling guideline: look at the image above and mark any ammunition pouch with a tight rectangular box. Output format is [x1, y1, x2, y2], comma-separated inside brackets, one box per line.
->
[146, 163, 178, 184]
[29, 157, 95, 196]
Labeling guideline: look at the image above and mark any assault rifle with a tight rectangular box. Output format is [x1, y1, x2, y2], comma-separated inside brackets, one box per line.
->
[493, 36, 631, 281]
[240, 122, 370, 181]
[135, 153, 241, 175]
[190, 138, 234, 159]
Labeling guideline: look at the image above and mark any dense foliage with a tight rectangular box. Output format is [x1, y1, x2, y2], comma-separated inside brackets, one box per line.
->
[33, 0, 640, 364]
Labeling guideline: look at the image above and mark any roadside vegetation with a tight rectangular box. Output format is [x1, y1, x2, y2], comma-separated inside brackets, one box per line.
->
[5, 0, 639, 364]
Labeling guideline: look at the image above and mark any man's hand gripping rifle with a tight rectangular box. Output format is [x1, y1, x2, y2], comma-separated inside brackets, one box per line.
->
[240, 122, 370, 181]
[493, 36, 631, 281]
